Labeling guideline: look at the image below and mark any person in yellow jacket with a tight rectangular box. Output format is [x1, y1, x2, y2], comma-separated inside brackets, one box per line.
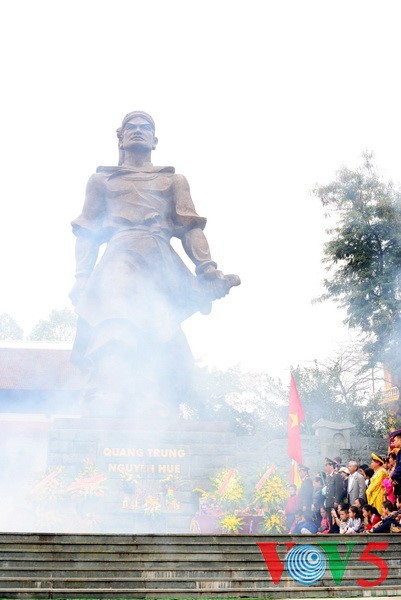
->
[366, 453, 387, 513]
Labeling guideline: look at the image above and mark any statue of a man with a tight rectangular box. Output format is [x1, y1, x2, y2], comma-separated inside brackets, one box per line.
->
[70, 111, 239, 416]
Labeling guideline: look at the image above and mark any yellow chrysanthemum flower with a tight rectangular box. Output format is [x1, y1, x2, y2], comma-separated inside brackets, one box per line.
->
[219, 514, 244, 533]
[264, 512, 286, 534]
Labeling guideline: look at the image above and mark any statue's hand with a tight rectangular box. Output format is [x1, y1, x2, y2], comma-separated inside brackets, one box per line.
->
[201, 265, 225, 280]
[199, 266, 241, 300]
[69, 277, 88, 306]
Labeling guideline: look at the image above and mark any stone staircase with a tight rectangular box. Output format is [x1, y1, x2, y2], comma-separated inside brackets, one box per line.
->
[0, 532, 400, 598]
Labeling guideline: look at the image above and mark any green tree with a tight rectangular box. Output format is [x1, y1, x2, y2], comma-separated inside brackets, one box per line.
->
[0, 313, 24, 340]
[193, 365, 287, 434]
[314, 153, 401, 374]
[189, 347, 386, 438]
[28, 308, 77, 342]
[293, 343, 389, 437]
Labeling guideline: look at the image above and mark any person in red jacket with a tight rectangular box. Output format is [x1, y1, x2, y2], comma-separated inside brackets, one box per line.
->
[284, 484, 299, 531]
[362, 504, 381, 531]
[316, 506, 331, 534]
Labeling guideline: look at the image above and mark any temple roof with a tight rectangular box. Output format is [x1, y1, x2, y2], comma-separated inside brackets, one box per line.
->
[0, 343, 83, 390]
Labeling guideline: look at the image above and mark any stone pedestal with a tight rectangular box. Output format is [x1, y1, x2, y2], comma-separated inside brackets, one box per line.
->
[46, 417, 236, 533]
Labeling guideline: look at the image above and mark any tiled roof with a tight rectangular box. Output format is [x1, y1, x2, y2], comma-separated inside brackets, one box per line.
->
[0, 346, 84, 390]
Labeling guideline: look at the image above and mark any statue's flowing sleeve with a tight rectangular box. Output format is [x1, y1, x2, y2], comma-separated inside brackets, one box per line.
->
[172, 174, 207, 236]
[71, 173, 107, 242]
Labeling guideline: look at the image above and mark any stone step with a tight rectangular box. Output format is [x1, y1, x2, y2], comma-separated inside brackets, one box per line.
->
[1, 573, 401, 587]
[0, 532, 396, 543]
[1, 556, 399, 567]
[0, 543, 398, 556]
[0, 558, 398, 568]
[0, 539, 399, 548]
[0, 586, 400, 599]
[0, 533, 398, 598]
[1, 564, 393, 577]
[0, 559, 398, 570]
[0, 534, 398, 547]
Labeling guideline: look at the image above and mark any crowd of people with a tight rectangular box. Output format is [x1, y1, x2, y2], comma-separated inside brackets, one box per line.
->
[284, 429, 401, 534]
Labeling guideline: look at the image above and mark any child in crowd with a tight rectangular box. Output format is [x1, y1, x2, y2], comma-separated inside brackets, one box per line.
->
[382, 500, 395, 518]
[390, 495, 401, 532]
[299, 512, 318, 534]
[345, 505, 363, 533]
[288, 512, 302, 534]
[369, 500, 395, 533]
[353, 497, 366, 510]
[284, 484, 299, 531]
[362, 504, 381, 531]
[331, 507, 350, 534]
[316, 506, 330, 534]
[289, 512, 318, 534]
[388, 452, 397, 476]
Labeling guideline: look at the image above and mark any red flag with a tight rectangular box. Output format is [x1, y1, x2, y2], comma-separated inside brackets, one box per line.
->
[287, 374, 304, 465]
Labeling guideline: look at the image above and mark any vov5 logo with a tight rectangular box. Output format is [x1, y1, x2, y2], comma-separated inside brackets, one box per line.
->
[257, 541, 389, 587]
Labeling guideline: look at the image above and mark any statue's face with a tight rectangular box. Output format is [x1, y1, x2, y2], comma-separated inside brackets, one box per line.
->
[121, 116, 157, 152]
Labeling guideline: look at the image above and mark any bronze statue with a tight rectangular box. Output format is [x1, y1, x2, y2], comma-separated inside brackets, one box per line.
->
[70, 111, 239, 416]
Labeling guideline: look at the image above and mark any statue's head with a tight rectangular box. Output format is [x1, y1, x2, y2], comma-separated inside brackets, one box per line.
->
[117, 111, 157, 164]
[119, 111, 155, 134]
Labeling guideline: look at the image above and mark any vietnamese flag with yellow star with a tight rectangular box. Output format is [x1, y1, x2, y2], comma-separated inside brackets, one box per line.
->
[288, 373, 304, 467]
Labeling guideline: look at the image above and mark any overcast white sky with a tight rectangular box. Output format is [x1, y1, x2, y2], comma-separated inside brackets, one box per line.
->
[1, 0, 401, 381]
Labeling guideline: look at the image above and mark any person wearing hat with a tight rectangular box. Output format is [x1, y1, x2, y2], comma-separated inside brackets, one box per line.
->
[298, 465, 313, 515]
[390, 430, 401, 496]
[334, 456, 343, 471]
[366, 453, 387, 513]
[324, 458, 344, 532]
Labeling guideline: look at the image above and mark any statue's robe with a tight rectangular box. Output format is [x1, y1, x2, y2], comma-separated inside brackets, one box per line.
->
[71, 165, 208, 413]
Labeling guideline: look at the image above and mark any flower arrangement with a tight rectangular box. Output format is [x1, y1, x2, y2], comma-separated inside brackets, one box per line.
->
[219, 513, 244, 533]
[120, 472, 140, 494]
[160, 474, 181, 511]
[191, 465, 288, 534]
[67, 459, 107, 498]
[120, 473, 141, 510]
[253, 468, 288, 533]
[165, 488, 180, 511]
[160, 474, 181, 490]
[264, 512, 286, 534]
[32, 467, 64, 500]
[143, 495, 161, 517]
[254, 473, 287, 513]
[212, 468, 245, 507]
